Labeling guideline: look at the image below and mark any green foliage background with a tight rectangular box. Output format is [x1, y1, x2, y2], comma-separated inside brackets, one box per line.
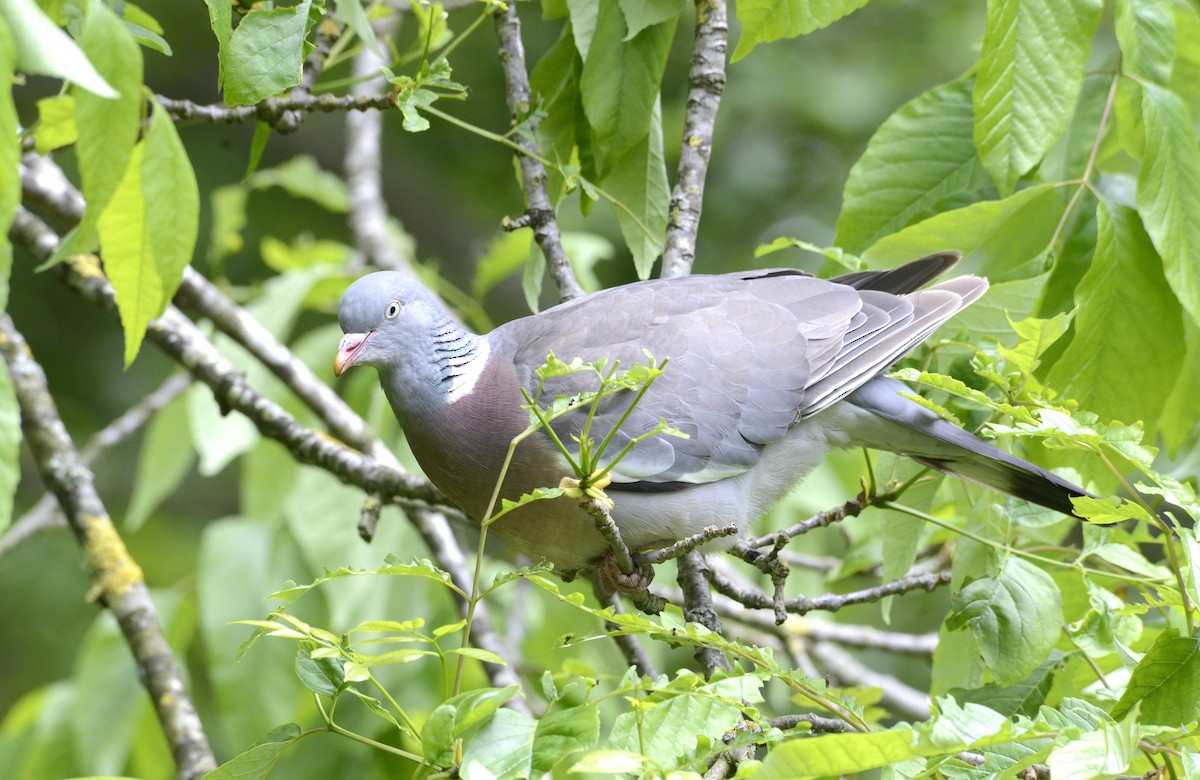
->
[1, 0, 1199, 778]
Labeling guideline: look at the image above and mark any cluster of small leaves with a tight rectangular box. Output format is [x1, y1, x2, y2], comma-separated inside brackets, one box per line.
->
[209, 559, 793, 779]
[2, 0, 199, 367]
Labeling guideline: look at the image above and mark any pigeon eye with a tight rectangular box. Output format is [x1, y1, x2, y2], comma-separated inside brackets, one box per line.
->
[384, 300, 402, 319]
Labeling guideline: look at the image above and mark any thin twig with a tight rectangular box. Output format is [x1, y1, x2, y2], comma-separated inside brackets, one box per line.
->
[9, 201, 527, 706]
[1, 372, 192, 559]
[0, 316, 216, 780]
[492, 1, 583, 302]
[808, 641, 930, 721]
[709, 566, 952, 616]
[592, 580, 660, 678]
[661, 0, 728, 278]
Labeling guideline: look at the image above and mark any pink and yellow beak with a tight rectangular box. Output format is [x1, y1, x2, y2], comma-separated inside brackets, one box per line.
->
[334, 332, 369, 377]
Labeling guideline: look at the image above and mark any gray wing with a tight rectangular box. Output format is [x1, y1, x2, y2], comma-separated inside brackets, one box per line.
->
[494, 263, 986, 486]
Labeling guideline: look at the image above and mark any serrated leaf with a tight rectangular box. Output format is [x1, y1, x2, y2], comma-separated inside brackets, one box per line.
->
[618, 0, 682, 39]
[1046, 202, 1184, 433]
[1111, 629, 1200, 724]
[1138, 81, 1200, 327]
[0, 0, 116, 96]
[605, 100, 667, 279]
[579, 1, 675, 168]
[421, 686, 522, 766]
[948, 656, 1058, 718]
[532, 706, 600, 774]
[1045, 719, 1136, 780]
[223, 0, 311, 105]
[1071, 495, 1154, 526]
[731, 0, 870, 62]
[607, 682, 746, 767]
[946, 556, 1062, 684]
[460, 708, 537, 780]
[837, 79, 997, 254]
[973, 0, 1102, 193]
[203, 0, 232, 89]
[203, 723, 303, 780]
[97, 142, 163, 366]
[861, 183, 1059, 270]
[755, 727, 950, 779]
[142, 101, 199, 306]
[61, 0, 142, 263]
[1116, 0, 1176, 85]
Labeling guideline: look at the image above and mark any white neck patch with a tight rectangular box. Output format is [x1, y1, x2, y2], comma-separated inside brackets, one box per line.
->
[445, 338, 490, 404]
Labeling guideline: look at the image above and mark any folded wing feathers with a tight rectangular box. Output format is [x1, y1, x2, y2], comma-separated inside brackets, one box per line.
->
[800, 276, 988, 416]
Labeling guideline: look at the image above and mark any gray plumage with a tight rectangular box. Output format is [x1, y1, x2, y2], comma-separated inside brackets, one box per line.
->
[336, 253, 1087, 573]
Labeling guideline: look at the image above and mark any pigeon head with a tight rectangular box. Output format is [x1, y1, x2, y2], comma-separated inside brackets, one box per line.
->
[334, 271, 449, 378]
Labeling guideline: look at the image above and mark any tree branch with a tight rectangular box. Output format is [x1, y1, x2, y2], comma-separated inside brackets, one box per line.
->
[492, 1, 584, 302]
[0, 316, 216, 780]
[678, 551, 732, 676]
[709, 566, 952, 616]
[660, 0, 728, 278]
[155, 93, 397, 128]
[0, 372, 191, 560]
[9, 201, 527, 704]
[808, 640, 931, 721]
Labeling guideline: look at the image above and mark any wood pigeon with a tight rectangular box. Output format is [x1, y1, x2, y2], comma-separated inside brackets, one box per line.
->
[335, 252, 1087, 575]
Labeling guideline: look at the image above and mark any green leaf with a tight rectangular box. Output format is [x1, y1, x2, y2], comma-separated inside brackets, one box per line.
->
[294, 650, 342, 696]
[122, 3, 171, 56]
[446, 647, 508, 666]
[607, 678, 753, 767]
[125, 389, 194, 530]
[1111, 629, 1200, 724]
[203, 0, 231, 89]
[948, 656, 1058, 718]
[223, 0, 311, 105]
[836, 79, 997, 254]
[1115, 0, 1176, 85]
[755, 727, 950, 779]
[97, 142, 160, 366]
[421, 686, 522, 766]
[605, 100, 668, 279]
[1046, 202, 1183, 433]
[1138, 81, 1200, 327]
[732, 0, 871, 62]
[203, 723, 304, 780]
[33, 94, 77, 154]
[0, 16, 16, 316]
[972, 0, 1102, 193]
[142, 101, 199, 305]
[460, 708, 537, 780]
[474, 229, 534, 300]
[1045, 718, 1137, 780]
[861, 183, 1060, 269]
[0, 0, 116, 96]
[565, 0, 599, 58]
[0, 360, 15, 533]
[1160, 318, 1200, 454]
[61, 0, 142, 263]
[333, 0, 381, 58]
[618, 0, 682, 39]
[946, 556, 1063, 684]
[579, 1, 675, 168]
[532, 706, 601, 774]
[249, 156, 350, 213]
[188, 382, 259, 475]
